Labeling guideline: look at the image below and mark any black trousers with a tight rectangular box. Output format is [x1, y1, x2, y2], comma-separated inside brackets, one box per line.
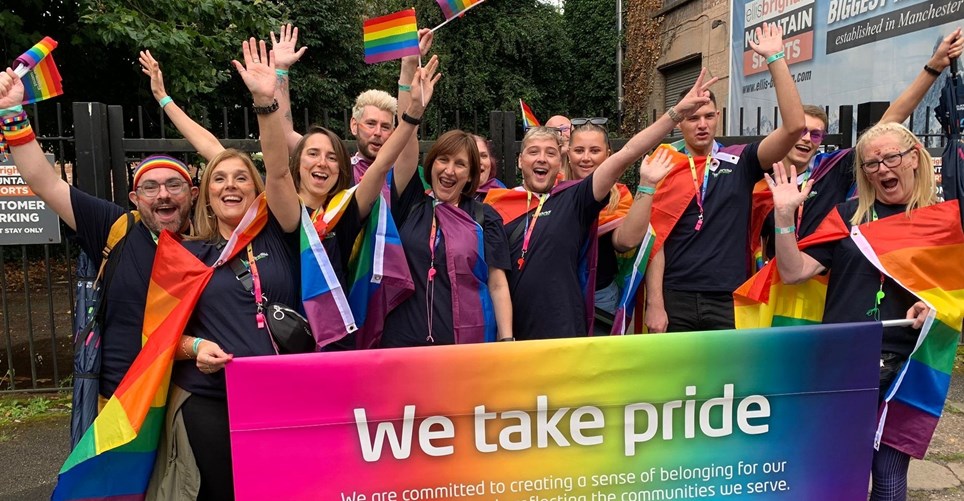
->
[664, 289, 736, 332]
[182, 393, 234, 501]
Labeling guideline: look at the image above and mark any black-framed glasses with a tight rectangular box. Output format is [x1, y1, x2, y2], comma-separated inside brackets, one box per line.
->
[801, 127, 825, 145]
[137, 179, 188, 198]
[571, 117, 609, 126]
[860, 146, 915, 173]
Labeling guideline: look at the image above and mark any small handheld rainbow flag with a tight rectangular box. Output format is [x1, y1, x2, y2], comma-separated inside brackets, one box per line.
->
[520, 99, 540, 129]
[12, 37, 63, 105]
[436, 0, 483, 20]
[363, 8, 420, 64]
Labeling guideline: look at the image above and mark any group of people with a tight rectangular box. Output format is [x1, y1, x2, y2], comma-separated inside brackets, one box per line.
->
[1, 19, 962, 501]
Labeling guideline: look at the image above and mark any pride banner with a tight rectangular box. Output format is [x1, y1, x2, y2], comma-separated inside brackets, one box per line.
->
[226, 323, 881, 500]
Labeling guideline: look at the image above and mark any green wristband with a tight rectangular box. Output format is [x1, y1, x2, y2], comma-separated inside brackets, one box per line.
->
[636, 185, 656, 196]
[192, 337, 203, 355]
[275, 69, 289, 77]
[775, 224, 795, 235]
[766, 51, 785, 65]
[398, 83, 412, 92]
[0, 105, 24, 117]
[158, 96, 173, 108]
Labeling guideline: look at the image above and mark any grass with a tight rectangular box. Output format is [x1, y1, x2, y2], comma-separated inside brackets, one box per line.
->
[0, 393, 71, 429]
[956, 344, 964, 376]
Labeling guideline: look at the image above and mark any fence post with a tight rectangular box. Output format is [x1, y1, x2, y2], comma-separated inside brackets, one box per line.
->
[856, 101, 888, 136]
[108, 105, 131, 206]
[839, 105, 854, 148]
[490, 111, 516, 188]
[73, 102, 112, 199]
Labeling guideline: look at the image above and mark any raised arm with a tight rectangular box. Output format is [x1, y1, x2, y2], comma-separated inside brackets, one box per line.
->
[139, 51, 224, 161]
[611, 149, 673, 252]
[751, 23, 806, 168]
[363, 56, 441, 205]
[0, 69, 74, 229]
[271, 24, 308, 152]
[232, 38, 299, 231]
[592, 68, 717, 200]
[767, 162, 825, 283]
[394, 29, 434, 196]
[880, 28, 963, 124]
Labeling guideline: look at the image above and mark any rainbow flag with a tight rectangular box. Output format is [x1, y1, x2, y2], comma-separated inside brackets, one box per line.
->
[735, 200, 964, 459]
[52, 199, 269, 500]
[349, 194, 414, 348]
[520, 99, 540, 129]
[13, 37, 63, 104]
[436, 0, 483, 20]
[363, 8, 420, 64]
[611, 226, 655, 335]
[301, 205, 357, 348]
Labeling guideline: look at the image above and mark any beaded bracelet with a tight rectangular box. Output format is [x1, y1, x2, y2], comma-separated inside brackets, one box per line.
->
[1, 111, 35, 147]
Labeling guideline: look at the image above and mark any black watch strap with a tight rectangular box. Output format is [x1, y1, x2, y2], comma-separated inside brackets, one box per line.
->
[401, 112, 422, 126]
[252, 99, 280, 115]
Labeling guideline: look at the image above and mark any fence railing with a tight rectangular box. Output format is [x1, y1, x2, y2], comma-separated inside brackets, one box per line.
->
[1, 100, 958, 394]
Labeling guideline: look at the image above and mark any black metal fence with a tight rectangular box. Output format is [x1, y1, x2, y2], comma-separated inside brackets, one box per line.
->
[0, 100, 957, 394]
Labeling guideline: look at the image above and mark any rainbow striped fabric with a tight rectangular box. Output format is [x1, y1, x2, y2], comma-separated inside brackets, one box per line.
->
[363, 9, 420, 64]
[300, 204, 356, 348]
[14, 37, 63, 104]
[611, 226, 655, 335]
[519, 99, 540, 129]
[735, 200, 964, 458]
[436, 0, 483, 20]
[52, 198, 270, 500]
[349, 194, 414, 348]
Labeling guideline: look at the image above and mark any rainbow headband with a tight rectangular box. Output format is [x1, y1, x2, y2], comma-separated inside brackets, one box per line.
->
[133, 155, 192, 188]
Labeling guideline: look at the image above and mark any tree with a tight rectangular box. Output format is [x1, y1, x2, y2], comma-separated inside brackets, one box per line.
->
[563, 0, 620, 119]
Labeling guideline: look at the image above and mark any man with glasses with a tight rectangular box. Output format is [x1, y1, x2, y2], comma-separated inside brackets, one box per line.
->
[545, 115, 572, 155]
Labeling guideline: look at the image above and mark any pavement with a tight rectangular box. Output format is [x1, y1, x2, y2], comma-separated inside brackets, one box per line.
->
[1, 378, 963, 501]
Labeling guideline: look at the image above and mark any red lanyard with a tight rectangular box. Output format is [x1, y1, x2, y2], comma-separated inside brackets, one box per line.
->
[425, 202, 441, 343]
[687, 155, 710, 231]
[518, 190, 549, 270]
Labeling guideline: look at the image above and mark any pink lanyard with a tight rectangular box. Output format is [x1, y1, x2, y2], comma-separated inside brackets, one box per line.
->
[518, 190, 549, 269]
[246, 244, 266, 330]
[687, 155, 710, 231]
[425, 202, 441, 343]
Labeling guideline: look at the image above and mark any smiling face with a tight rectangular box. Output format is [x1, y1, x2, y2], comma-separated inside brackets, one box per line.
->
[476, 137, 493, 183]
[567, 129, 610, 180]
[129, 167, 197, 234]
[298, 132, 341, 208]
[859, 133, 919, 205]
[785, 114, 826, 169]
[350, 105, 394, 161]
[207, 157, 259, 237]
[678, 102, 719, 156]
[431, 148, 472, 205]
[520, 133, 563, 193]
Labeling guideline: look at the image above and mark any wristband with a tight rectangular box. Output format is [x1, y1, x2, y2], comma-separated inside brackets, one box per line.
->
[401, 112, 422, 126]
[666, 106, 684, 123]
[192, 337, 204, 355]
[0, 104, 24, 117]
[1, 111, 34, 147]
[251, 99, 279, 115]
[774, 225, 796, 235]
[636, 185, 656, 196]
[923, 64, 942, 77]
[158, 96, 173, 108]
[398, 83, 412, 92]
[766, 51, 785, 65]
[498, 337, 515, 342]
[275, 68, 289, 77]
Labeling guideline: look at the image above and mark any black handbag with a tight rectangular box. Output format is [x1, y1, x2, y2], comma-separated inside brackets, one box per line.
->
[232, 245, 316, 354]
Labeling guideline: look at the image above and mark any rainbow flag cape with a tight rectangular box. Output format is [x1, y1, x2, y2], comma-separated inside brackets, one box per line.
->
[363, 8, 420, 64]
[301, 203, 357, 348]
[13, 37, 63, 104]
[52, 196, 269, 500]
[436, 0, 483, 20]
[597, 183, 633, 235]
[611, 226, 656, 335]
[349, 194, 414, 348]
[520, 99, 540, 129]
[735, 200, 964, 459]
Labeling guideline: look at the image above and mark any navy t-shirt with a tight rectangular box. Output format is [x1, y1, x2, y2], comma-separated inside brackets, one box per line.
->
[803, 199, 919, 357]
[596, 232, 618, 290]
[69, 187, 157, 399]
[501, 174, 607, 340]
[381, 177, 510, 347]
[173, 214, 299, 399]
[663, 142, 763, 292]
[762, 149, 855, 258]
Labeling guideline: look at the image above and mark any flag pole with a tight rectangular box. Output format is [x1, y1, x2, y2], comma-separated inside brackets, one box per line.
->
[430, 1, 485, 33]
[882, 319, 916, 328]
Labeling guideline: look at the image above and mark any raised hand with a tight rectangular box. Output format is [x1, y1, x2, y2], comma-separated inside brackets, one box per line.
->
[674, 68, 719, 117]
[0, 68, 24, 109]
[639, 148, 673, 187]
[138, 50, 168, 101]
[929, 27, 964, 72]
[408, 55, 442, 116]
[231, 38, 276, 104]
[271, 24, 307, 70]
[748, 22, 785, 59]
[765, 161, 812, 215]
[401, 28, 434, 73]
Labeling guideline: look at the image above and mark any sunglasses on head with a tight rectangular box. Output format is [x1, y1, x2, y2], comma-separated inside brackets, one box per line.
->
[571, 117, 609, 126]
[802, 127, 825, 145]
